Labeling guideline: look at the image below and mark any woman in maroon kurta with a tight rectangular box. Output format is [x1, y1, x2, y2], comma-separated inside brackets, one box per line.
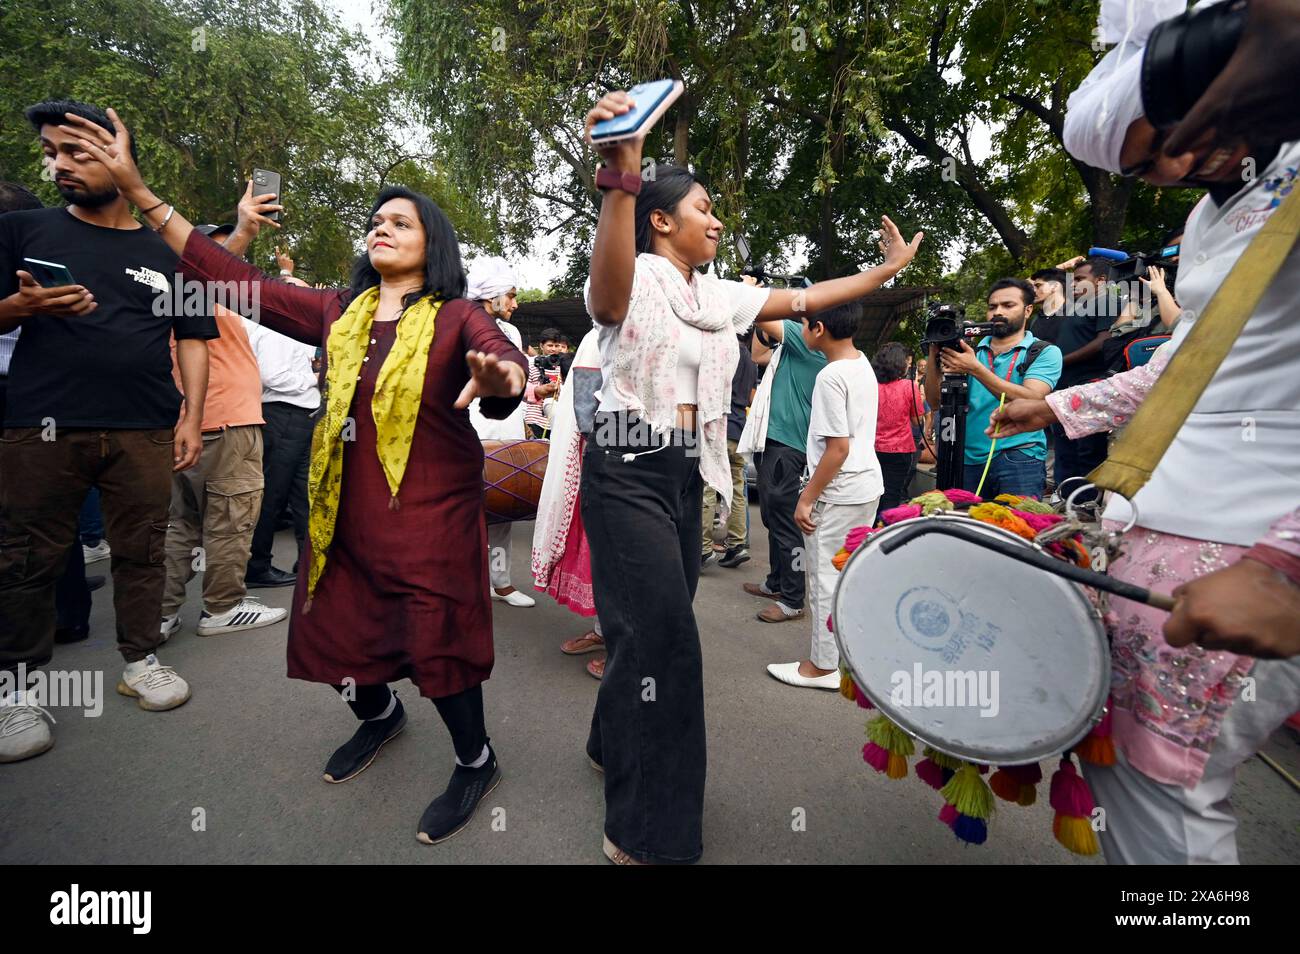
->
[179, 189, 526, 845]
[74, 112, 530, 846]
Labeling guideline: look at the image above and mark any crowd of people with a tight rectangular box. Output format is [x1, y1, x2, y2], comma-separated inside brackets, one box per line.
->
[1, 0, 1299, 868]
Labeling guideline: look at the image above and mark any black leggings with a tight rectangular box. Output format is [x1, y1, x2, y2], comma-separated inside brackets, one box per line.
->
[333, 683, 487, 764]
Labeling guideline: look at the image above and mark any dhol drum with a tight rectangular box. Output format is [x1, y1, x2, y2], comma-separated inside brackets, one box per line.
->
[832, 511, 1109, 766]
[482, 439, 549, 524]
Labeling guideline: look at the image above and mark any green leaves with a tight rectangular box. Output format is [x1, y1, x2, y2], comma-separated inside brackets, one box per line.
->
[0, 0, 493, 283]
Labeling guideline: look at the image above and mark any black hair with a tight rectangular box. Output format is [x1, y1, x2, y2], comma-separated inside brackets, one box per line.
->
[872, 341, 911, 383]
[805, 299, 863, 340]
[25, 99, 139, 164]
[1160, 226, 1184, 247]
[1030, 267, 1067, 287]
[988, 277, 1035, 305]
[347, 185, 466, 309]
[1079, 256, 1113, 280]
[539, 326, 563, 344]
[634, 163, 706, 254]
[0, 182, 43, 214]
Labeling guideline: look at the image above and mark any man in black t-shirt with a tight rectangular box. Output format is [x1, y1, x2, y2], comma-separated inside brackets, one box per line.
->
[1051, 256, 1121, 497]
[0, 100, 216, 761]
[1028, 267, 1069, 345]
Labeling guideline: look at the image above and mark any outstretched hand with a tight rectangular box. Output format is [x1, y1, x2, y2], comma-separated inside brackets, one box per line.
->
[986, 398, 1058, 438]
[878, 215, 923, 274]
[454, 351, 525, 409]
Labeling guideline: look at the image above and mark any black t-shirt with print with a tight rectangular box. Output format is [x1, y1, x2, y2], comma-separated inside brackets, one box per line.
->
[0, 208, 219, 428]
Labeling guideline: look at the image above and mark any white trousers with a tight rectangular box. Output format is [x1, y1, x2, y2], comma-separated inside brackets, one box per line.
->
[805, 497, 878, 670]
[487, 522, 512, 589]
[1082, 654, 1300, 864]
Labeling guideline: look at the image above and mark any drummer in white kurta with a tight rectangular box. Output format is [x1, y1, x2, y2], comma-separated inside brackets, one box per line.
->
[466, 256, 535, 607]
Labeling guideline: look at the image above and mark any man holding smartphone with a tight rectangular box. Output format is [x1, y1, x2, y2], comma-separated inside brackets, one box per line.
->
[0, 100, 216, 763]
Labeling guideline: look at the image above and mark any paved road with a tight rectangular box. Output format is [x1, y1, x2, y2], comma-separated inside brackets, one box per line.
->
[3, 515, 1297, 864]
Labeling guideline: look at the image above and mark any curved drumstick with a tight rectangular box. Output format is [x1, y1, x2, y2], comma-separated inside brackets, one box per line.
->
[876, 519, 1177, 612]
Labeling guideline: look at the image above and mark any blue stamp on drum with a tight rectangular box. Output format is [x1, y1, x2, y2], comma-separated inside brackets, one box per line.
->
[894, 587, 999, 665]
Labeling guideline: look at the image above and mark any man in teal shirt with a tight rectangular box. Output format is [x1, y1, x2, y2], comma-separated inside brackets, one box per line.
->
[745, 318, 826, 623]
[924, 278, 1062, 499]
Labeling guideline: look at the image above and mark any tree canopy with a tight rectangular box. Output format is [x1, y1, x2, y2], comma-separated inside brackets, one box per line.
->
[0, 0, 495, 282]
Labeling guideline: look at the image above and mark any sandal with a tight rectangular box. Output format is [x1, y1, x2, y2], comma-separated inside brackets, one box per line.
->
[561, 630, 605, 655]
[586, 656, 605, 680]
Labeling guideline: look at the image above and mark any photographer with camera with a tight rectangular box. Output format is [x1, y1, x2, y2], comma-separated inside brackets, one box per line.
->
[524, 328, 569, 438]
[923, 279, 1062, 499]
[982, 0, 1300, 864]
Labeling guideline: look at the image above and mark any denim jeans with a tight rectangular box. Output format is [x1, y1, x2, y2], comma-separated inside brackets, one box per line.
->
[962, 447, 1047, 499]
[581, 411, 706, 864]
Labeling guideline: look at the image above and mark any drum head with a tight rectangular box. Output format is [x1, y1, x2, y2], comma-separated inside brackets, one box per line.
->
[832, 513, 1109, 765]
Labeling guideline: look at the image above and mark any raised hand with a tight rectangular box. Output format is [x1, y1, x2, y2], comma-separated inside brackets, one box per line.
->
[878, 215, 923, 274]
[58, 107, 146, 201]
[583, 90, 644, 171]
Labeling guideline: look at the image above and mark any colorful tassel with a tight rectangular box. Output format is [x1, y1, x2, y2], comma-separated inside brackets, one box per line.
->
[839, 669, 856, 701]
[968, 503, 1037, 542]
[831, 548, 851, 572]
[1049, 756, 1094, 816]
[865, 715, 913, 778]
[1053, 814, 1100, 855]
[953, 814, 989, 844]
[843, 524, 873, 553]
[1050, 755, 1101, 856]
[879, 503, 922, 525]
[862, 743, 889, 772]
[940, 763, 994, 820]
[922, 746, 963, 771]
[938, 802, 958, 828]
[915, 757, 945, 790]
[1074, 704, 1117, 767]
[990, 763, 1041, 806]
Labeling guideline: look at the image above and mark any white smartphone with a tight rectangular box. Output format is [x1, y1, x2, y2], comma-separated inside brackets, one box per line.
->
[590, 79, 685, 144]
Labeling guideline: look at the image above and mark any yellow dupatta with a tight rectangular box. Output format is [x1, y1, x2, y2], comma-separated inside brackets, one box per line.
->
[304, 285, 441, 608]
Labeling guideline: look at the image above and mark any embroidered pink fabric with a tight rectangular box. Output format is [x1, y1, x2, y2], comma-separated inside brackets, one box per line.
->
[1103, 523, 1255, 788]
[1045, 341, 1172, 439]
[1042, 343, 1300, 786]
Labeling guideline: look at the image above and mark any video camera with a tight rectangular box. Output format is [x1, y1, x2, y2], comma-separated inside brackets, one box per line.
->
[532, 352, 573, 379]
[734, 234, 812, 289]
[920, 303, 1002, 359]
[1089, 245, 1180, 295]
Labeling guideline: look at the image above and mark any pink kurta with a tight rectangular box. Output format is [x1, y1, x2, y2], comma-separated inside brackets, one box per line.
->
[180, 232, 527, 698]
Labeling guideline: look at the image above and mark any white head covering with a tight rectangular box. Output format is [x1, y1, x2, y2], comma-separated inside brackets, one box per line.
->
[464, 255, 519, 302]
[1063, 43, 1147, 174]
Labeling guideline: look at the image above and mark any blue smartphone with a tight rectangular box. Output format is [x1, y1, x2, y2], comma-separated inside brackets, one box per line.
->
[590, 79, 685, 143]
[23, 257, 76, 288]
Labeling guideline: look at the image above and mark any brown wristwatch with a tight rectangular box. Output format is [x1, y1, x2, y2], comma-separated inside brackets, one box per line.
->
[595, 165, 642, 195]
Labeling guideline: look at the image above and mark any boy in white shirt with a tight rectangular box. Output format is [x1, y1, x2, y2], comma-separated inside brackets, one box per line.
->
[767, 301, 883, 690]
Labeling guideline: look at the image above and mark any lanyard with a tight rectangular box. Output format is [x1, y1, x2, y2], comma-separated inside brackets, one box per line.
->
[980, 343, 1023, 382]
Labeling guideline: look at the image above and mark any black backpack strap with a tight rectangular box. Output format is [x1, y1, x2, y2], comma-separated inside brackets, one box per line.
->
[1015, 339, 1049, 379]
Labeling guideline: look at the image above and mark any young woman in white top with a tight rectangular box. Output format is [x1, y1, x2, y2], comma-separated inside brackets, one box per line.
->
[580, 89, 922, 864]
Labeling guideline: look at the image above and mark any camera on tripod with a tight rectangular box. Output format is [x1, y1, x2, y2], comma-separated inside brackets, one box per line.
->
[920, 303, 1002, 359]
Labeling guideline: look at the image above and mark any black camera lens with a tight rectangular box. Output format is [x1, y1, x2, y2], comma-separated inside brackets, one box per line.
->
[1141, 0, 1248, 131]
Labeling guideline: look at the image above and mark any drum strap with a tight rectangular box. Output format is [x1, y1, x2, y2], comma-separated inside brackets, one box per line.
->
[1088, 186, 1300, 498]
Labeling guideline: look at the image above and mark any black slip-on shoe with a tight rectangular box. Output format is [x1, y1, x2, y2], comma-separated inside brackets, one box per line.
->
[322, 697, 407, 783]
[416, 747, 502, 845]
[244, 566, 298, 588]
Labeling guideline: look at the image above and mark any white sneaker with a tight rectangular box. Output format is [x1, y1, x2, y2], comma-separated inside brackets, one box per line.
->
[196, 597, 287, 636]
[82, 540, 111, 564]
[491, 588, 536, 608]
[160, 613, 181, 642]
[117, 655, 191, 711]
[766, 662, 841, 691]
[0, 692, 56, 763]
